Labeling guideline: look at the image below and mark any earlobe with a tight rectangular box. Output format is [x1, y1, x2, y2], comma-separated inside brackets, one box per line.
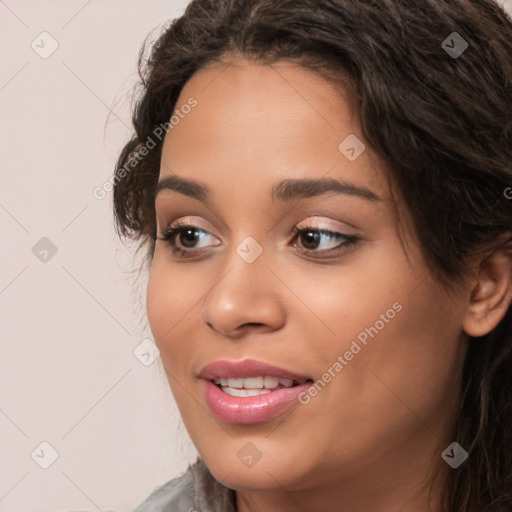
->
[462, 247, 512, 338]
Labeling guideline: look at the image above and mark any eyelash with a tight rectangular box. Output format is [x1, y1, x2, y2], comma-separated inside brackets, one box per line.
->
[157, 222, 358, 259]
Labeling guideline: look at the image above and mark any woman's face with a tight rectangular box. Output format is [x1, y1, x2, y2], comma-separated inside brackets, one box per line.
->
[147, 58, 469, 496]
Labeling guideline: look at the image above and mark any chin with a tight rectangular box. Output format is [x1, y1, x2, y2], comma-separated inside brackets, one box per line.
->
[198, 441, 310, 491]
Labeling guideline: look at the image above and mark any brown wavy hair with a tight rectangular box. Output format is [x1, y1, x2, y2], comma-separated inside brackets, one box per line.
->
[113, 0, 512, 510]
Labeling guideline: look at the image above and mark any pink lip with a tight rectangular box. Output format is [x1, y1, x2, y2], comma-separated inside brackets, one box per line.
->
[199, 359, 313, 424]
[199, 358, 312, 381]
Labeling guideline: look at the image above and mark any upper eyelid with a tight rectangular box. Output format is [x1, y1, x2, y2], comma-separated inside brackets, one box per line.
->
[155, 200, 363, 234]
[159, 217, 215, 235]
[154, 203, 230, 234]
[160, 213, 357, 232]
[161, 222, 347, 237]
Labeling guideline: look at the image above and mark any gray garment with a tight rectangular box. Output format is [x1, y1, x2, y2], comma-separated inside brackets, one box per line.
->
[133, 457, 237, 512]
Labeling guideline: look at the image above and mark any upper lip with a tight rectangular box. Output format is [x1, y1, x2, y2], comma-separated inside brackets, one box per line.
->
[199, 358, 312, 383]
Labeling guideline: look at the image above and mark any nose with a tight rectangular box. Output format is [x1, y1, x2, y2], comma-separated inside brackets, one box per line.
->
[201, 252, 286, 339]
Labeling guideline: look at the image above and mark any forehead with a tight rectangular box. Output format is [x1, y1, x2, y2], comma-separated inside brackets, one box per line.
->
[174, 57, 357, 140]
[160, 57, 389, 204]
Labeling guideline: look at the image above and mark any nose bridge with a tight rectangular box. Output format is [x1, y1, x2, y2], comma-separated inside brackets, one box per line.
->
[201, 234, 286, 336]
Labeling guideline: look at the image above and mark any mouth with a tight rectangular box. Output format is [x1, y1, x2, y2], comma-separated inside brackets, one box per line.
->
[199, 359, 314, 424]
[211, 376, 312, 397]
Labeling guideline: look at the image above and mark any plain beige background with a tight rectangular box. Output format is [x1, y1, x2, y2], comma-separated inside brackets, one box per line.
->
[1, 0, 512, 511]
[1, 2, 196, 511]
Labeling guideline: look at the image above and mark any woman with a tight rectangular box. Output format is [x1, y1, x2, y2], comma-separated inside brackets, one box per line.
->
[113, 0, 512, 510]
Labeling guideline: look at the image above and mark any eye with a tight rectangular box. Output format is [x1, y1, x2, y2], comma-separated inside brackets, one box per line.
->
[291, 226, 358, 256]
[157, 222, 358, 259]
[157, 222, 220, 257]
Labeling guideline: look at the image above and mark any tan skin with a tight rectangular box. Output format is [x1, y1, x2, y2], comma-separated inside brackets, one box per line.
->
[146, 58, 512, 512]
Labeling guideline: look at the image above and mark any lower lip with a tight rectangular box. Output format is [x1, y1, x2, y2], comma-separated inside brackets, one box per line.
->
[202, 379, 311, 424]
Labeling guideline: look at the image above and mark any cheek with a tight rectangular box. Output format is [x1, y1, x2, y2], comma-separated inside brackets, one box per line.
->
[146, 260, 197, 403]
[294, 242, 464, 415]
[146, 257, 193, 374]
[146, 254, 204, 342]
[146, 261, 171, 343]
[322, 279, 465, 429]
[376, 287, 466, 390]
[279, 245, 409, 360]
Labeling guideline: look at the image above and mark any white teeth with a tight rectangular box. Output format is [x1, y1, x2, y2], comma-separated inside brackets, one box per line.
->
[241, 377, 264, 389]
[227, 378, 244, 388]
[212, 376, 298, 390]
[223, 387, 272, 397]
[263, 376, 280, 388]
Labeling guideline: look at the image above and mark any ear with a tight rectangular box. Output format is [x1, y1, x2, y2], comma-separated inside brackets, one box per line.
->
[462, 246, 512, 337]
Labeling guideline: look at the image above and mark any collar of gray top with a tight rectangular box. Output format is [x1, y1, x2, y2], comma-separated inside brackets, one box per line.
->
[133, 457, 237, 512]
[191, 457, 237, 512]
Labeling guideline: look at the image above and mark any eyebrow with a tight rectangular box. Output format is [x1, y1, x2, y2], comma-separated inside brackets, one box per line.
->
[154, 175, 381, 203]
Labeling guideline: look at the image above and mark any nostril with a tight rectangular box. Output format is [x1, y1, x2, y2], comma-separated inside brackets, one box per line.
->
[240, 322, 265, 329]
